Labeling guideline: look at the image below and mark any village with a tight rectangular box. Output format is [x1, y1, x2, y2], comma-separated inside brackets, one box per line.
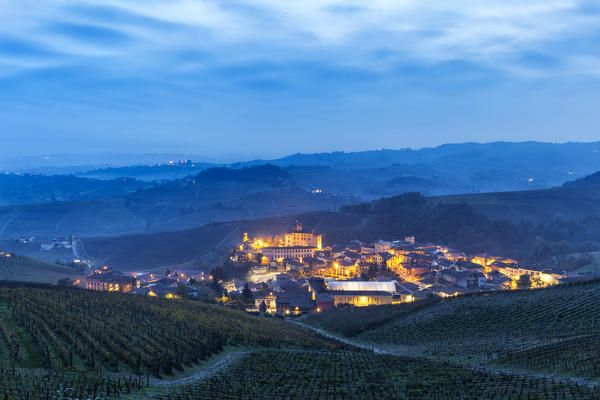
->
[224, 222, 570, 314]
[42, 220, 584, 315]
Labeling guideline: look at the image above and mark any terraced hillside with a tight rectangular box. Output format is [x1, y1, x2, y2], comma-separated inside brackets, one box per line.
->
[304, 279, 600, 380]
[0, 254, 80, 283]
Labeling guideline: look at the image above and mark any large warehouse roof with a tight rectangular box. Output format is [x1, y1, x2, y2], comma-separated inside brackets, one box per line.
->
[327, 280, 396, 293]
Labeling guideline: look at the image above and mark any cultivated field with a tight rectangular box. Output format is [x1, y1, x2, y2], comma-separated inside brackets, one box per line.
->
[304, 279, 600, 380]
[0, 285, 334, 374]
[151, 349, 600, 400]
[1, 284, 600, 398]
[0, 255, 79, 283]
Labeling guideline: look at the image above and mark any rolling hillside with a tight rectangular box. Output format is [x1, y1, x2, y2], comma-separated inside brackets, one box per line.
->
[5, 143, 600, 241]
[81, 213, 351, 270]
[151, 348, 597, 399]
[432, 185, 600, 222]
[0, 284, 336, 398]
[75, 141, 600, 198]
[0, 165, 347, 240]
[303, 279, 600, 380]
[0, 254, 80, 283]
[0, 173, 146, 206]
[0, 284, 596, 399]
[80, 182, 600, 271]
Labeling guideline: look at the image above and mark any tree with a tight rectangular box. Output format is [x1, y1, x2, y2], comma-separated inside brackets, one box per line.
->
[259, 300, 267, 313]
[516, 274, 532, 289]
[208, 280, 226, 297]
[242, 283, 253, 305]
[175, 283, 189, 299]
[56, 278, 72, 287]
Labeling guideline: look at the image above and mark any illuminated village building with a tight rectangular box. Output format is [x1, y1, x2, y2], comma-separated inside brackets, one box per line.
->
[254, 294, 277, 313]
[261, 246, 318, 262]
[284, 222, 322, 249]
[437, 269, 487, 289]
[229, 226, 571, 314]
[81, 267, 136, 293]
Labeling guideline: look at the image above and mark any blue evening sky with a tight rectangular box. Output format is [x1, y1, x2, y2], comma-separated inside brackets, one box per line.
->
[1, 1, 600, 160]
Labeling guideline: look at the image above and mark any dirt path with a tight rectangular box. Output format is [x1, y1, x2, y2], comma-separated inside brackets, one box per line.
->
[288, 319, 600, 388]
[150, 350, 250, 387]
[0, 209, 23, 235]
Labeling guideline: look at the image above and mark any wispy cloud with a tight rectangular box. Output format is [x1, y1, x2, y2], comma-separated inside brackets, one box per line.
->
[1, 0, 598, 77]
[2, 0, 600, 158]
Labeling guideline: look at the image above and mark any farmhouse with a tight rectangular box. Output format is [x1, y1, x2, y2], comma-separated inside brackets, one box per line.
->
[437, 269, 486, 289]
[82, 270, 136, 293]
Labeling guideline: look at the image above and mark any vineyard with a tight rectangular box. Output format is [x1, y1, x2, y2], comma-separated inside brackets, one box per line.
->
[305, 279, 600, 379]
[0, 284, 335, 395]
[0, 255, 79, 283]
[152, 349, 600, 399]
[1, 283, 600, 398]
[0, 367, 146, 399]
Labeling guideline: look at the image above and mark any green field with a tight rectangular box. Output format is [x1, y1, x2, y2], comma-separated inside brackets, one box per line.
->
[303, 279, 600, 380]
[0, 255, 80, 283]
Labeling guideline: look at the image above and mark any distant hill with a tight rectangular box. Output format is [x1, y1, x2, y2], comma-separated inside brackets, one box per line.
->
[432, 183, 600, 222]
[81, 160, 216, 181]
[235, 141, 600, 188]
[562, 170, 600, 188]
[6, 144, 600, 249]
[0, 165, 349, 240]
[0, 173, 146, 206]
[72, 141, 600, 194]
[195, 164, 291, 183]
[0, 254, 80, 283]
[81, 190, 600, 271]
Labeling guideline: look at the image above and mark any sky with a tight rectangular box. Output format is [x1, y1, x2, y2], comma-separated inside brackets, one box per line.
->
[1, 0, 600, 161]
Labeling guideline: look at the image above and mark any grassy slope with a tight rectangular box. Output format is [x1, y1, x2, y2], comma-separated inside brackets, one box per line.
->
[432, 186, 600, 222]
[0, 255, 80, 283]
[82, 211, 363, 270]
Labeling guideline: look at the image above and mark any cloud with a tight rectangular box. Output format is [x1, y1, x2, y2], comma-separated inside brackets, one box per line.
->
[1, 0, 600, 103]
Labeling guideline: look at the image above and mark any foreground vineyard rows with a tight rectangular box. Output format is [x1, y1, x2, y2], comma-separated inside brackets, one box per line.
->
[0, 286, 335, 377]
[153, 349, 600, 400]
[1, 282, 599, 398]
[302, 279, 600, 380]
